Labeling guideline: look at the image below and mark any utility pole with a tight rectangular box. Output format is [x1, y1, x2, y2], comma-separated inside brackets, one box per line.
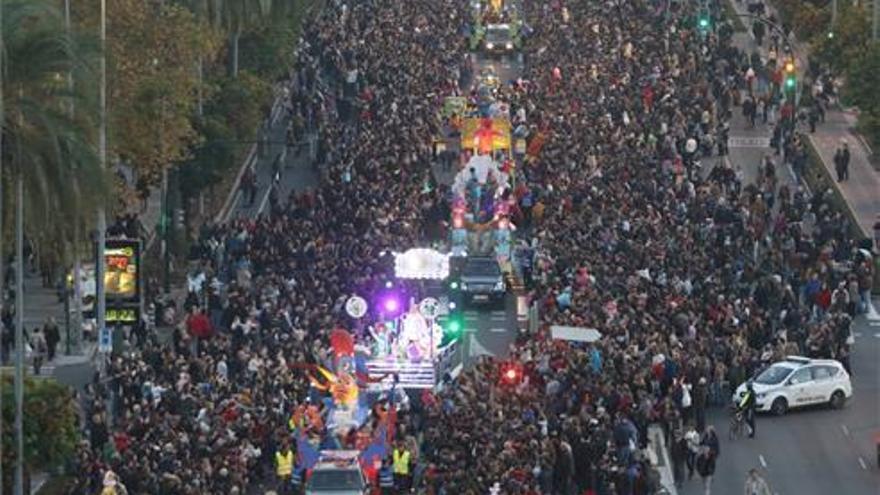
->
[64, 0, 82, 356]
[874, 0, 878, 41]
[832, 0, 838, 26]
[0, 0, 5, 491]
[13, 171, 23, 495]
[96, 0, 107, 363]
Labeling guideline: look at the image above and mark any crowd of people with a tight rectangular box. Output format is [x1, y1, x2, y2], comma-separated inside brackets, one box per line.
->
[69, 0, 875, 494]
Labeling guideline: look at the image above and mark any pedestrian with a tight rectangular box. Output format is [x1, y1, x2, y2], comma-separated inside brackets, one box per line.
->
[693, 377, 708, 432]
[671, 429, 688, 489]
[44, 317, 60, 361]
[743, 96, 756, 128]
[100, 470, 129, 495]
[701, 425, 720, 459]
[684, 423, 700, 479]
[833, 141, 850, 182]
[378, 456, 396, 494]
[874, 213, 880, 251]
[695, 446, 716, 494]
[744, 468, 772, 495]
[752, 20, 765, 46]
[30, 327, 47, 375]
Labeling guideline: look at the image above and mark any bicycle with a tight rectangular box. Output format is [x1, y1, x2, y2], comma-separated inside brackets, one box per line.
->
[729, 405, 745, 440]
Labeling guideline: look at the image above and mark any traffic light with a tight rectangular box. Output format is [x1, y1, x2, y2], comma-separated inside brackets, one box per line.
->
[783, 59, 796, 91]
[442, 313, 463, 340]
[698, 14, 711, 31]
[500, 362, 523, 386]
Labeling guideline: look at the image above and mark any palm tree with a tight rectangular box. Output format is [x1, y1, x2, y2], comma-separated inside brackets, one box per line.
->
[1, 1, 108, 492]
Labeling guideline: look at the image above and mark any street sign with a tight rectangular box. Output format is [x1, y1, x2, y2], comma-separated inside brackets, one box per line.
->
[345, 295, 368, 319]
[98, 326, 112, 353]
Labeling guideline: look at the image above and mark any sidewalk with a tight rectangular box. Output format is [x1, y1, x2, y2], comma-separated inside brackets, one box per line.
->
[0, 270, 98, 380]
[807, 111, 878, 238]
[727, 0, 879, 239]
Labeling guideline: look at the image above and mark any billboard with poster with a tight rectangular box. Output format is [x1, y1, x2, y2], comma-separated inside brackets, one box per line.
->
[103, 239, 141, 302]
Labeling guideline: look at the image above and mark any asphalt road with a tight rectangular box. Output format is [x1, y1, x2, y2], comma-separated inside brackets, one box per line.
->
[430, 45, 525, 368]
[459, 293, 523, 365]
[676, 27, 880, 495]
[678, 305, 880, 495]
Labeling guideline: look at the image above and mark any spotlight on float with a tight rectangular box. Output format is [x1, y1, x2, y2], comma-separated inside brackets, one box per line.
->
[385, 280, 394, 289]
[383, 297, 400, 313]
[448, 301, 457, 310]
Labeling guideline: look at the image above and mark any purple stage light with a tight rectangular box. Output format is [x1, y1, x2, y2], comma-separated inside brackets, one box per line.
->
[383, 297, 400, 313]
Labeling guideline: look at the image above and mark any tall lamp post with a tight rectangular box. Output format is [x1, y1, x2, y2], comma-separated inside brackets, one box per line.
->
[0, 0, 5, 492]
[96, 0, 107, 367]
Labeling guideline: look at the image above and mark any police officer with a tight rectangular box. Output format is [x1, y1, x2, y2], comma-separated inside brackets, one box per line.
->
[738, 381, 757, 438]
[275, 441, 295, 494]
[392, 441, 412, 492]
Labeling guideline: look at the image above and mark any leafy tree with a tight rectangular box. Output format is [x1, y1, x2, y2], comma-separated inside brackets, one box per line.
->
[75, 0, 219, 178]
[179, 116, 237, 198]
[844, 43, 880, 148]
[1, 375, 80, 492]
[810, 3, 871, 75]
[212, 71, 272, 142]
[238, 22, 300, 80]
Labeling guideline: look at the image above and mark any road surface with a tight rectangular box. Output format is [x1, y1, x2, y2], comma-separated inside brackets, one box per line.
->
[679, 303, 880, 495]
[677, 17, 880, 494]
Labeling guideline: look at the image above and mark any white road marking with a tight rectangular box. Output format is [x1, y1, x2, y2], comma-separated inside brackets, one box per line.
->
[852, 332, 863, 337]
[464, 315, 478, 321]
[874, 333, 880, 338]
[490, 315, 507, 321]
[728, 136, 770, 148]
[759, 454, 768, 468]
[489, 327, 507, 333]
[866, 299, 880, 320]
[257, 183, 273, 214]
[840, 424, 850, 437]
[869, 321, 880, 326]
[858, 456, 867, 470]
[785, 163, 798, 183]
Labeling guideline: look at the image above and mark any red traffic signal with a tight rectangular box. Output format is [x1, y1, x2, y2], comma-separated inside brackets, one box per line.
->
[500, 362, 523, 385]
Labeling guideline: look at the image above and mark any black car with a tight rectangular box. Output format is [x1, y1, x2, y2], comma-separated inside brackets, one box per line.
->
[458, 256, 506, 306]
[483, 24, 515, 54]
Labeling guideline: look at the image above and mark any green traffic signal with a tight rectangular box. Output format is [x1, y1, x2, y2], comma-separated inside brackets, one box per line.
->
[698, 17, 710, 29]
[446, 318, 462, 335]
[785, 75, 796, 90]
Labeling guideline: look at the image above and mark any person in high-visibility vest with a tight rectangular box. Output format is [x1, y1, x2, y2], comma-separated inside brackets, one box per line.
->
[275, 442, 294, 493]
[738, 381, 757, 438]
[392, 442, 412, 492]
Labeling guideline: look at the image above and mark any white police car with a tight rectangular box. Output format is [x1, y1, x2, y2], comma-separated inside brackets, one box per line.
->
[305, 450, 368, 495]
[733, 356, 853, 415]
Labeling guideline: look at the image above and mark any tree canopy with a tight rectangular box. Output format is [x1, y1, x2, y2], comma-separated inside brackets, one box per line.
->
[1, 375, 80, 491]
